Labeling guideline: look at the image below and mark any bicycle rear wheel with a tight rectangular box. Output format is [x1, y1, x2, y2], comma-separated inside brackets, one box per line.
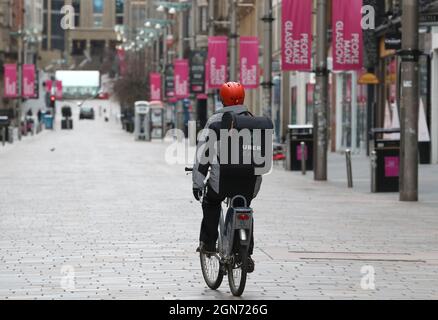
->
[200, 251, 224, 290]
[227, 247, 248, 297]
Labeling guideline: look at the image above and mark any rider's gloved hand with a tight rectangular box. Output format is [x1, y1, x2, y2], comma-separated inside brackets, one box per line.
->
[193, 188, 202, 201]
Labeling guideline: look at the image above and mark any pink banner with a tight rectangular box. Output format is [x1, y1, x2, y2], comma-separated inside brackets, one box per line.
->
[240, 37, 259, 88]
[150, 73, 161, 101]
[281, 0, 312, 71]
[4, 64, 18, 98]
[45, 80, 52, 93]
[174, 59, 189, 99]
[22, 64, 36, 98]
[55, 81, 63, 99]
[332, 0, 363, 71]
[117, 48, 127, 76]
[207, 36, 228, 88]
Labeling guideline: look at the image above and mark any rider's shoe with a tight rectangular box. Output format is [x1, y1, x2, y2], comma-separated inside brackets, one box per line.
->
[196, 242, 216, 254]
[246, 256, 255, 273]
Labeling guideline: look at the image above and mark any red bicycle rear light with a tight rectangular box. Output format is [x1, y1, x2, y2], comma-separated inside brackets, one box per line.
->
[238, 214, 250, 221]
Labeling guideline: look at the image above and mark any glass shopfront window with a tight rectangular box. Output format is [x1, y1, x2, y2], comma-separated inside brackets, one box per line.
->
[338, 71, 368, 153]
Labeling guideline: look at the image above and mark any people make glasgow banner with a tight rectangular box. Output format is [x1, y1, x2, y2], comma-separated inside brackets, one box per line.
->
[281, 0, 312, 71]
[150, 73, 161, 101]
[174, 59, 189, 100]
[22, 64, 36, 98]
[240, 37, 259, 89]
[4, 64, 18, 98]
[332, 0, 363, 71]
[207, 36, 228, 88]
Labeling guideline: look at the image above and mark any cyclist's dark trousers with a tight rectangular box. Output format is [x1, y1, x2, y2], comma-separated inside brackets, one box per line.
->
[200, 186, 254, 255]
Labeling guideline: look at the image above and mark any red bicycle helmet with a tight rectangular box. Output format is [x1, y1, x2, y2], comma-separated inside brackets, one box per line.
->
[219, 82, 245, 107]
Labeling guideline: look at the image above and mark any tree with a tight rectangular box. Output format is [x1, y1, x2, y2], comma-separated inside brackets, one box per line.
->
[113, 51, 150, 114]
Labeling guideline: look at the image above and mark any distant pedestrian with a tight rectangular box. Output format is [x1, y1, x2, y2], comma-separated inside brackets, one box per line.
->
[37, 110, 42, 123]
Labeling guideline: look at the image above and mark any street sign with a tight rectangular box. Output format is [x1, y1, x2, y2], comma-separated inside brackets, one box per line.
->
[385, 32, 402, 50]
[30, 70, 40, 100]
[420, 13, 438, 25]
[189, 50, 207, 94]
[164, 64, 175, 99]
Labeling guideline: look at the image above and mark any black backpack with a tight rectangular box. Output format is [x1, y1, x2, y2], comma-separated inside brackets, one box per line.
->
[219, 110, 274, 178]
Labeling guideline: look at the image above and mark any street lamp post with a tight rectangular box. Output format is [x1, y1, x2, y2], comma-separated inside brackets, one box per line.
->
[399, 0, 420, 202]
[261, 0, 273, 119]
[314, 0, 329, 181]
[229, 0, 238, 82]
[208, 0, 215, 118]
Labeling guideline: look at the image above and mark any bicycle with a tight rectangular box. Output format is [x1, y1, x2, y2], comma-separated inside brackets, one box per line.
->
[185, 167, 254, 297]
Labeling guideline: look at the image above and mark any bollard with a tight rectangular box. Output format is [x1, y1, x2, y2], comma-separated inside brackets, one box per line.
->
[346, 149, 353, 188]
[188, 121, 197, 147]
[8, 127, 14, 143]
[301, 142, 306, 175]
[371, 150, 377, 193]
[1, 127, 5, 146]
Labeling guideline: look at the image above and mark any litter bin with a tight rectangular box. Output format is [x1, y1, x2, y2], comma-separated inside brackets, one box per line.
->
[286, 125, 314, 171]
[44, 113, 54, 130]
[0, 116, 10, 145]
[61, 106, 73, 130]
[370, 128, 400, 193]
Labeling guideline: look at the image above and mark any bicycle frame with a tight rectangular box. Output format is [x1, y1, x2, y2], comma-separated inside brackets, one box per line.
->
[218, 195, 253, 259]
[185, 167, 253, 261]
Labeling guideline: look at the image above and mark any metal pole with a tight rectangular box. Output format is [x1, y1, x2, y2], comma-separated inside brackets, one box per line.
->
[346, 149, 353, 188]
[351, 72, 358, 153]
[17, 30, 23, 141]
[301, 142, 306, 175]
[177, 11, 185, 132]
[314, 0, 328, 181]
[261, 0, 273, 119]
[155, 36, 160, 72]
[229, 0, 238, 82]
[207, 0, 215, 117]
[371, 150, 377, 193]
[399, 0, 419, 202]
[1, 127, 5, 146]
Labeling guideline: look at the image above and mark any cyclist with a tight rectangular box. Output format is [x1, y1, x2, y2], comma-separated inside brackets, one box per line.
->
[192, 82, 262, 273]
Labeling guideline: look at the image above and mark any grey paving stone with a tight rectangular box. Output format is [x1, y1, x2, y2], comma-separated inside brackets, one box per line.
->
[1, 103, 438, 299]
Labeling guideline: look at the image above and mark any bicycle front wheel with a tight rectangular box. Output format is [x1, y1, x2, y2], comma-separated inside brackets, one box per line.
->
[200, 251, 224, 290]
[227, 247, 248, 297]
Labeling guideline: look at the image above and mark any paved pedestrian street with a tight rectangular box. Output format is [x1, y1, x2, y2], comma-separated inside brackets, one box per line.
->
[1, 111, 438, 300]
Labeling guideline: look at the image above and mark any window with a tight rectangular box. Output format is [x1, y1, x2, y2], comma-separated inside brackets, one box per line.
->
[199, 6, 208, 33]
[72, 39, 86, 56]
[93, 0, 104, 13]
[51, 6, 65, 50]
[116, 0, 124, 24]
[93, 0, 104, 27]
[51, 0, 64, 11]
[90, 40, 105, 56]
[73, 0, 80, 27]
